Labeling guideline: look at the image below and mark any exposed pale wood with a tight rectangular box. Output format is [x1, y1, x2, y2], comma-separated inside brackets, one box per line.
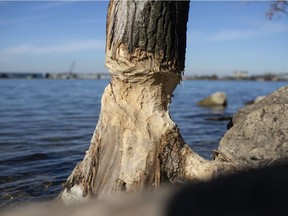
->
[58, 0, 268, 204]
[59, 0, 216, 204]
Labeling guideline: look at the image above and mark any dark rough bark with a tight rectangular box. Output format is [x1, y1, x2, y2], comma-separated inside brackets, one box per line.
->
[106, 0, 189, 76]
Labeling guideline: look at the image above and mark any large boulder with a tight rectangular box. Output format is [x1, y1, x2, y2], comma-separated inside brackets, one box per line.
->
[197, 92, 227, 107]
[214, 86, 288, 169]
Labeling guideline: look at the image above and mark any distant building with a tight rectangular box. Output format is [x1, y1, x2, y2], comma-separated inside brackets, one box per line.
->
[233, 70, 248, 79]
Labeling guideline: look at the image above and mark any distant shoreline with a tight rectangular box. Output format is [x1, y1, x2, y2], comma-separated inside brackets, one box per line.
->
[0, 72, 287, 82]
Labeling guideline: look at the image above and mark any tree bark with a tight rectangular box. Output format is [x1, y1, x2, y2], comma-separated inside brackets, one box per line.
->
[59, 0, 234, 204]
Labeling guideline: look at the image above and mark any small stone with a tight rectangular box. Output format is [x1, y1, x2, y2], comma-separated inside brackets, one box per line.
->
[254, 96, 266, 103]
[245, 95, 266, 105]
[197, 92, 227, 107]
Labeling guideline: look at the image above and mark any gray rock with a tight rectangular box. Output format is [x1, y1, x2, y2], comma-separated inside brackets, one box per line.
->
[254, 95, 266, 103]
[215, 86, 288, 169]
[197, 92, 227, 107]
[245, 95, 266, 105]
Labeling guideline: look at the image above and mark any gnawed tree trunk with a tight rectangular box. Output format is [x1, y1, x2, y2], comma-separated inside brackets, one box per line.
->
[59, 0, 234, 204]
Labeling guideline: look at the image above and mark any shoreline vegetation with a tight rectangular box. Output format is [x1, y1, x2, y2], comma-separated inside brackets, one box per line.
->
[0, 72, 287, 81]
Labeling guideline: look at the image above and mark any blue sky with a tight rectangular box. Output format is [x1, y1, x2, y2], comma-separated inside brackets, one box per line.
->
[0, 1, 287, 76]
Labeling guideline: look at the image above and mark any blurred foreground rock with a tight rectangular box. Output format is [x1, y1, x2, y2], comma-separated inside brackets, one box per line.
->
[197, 92, 227, 107]
[215, 86, 288, 169]
[3, 163, 288, 216]
[1, 187, 175, 216]
[168, 163, 288, 216]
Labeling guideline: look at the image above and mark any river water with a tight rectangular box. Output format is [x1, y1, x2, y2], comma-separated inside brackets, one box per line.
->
[0, 79, 287, 207]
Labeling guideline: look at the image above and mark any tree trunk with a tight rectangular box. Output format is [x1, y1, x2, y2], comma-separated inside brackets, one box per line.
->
[59, 0, 234, 204]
